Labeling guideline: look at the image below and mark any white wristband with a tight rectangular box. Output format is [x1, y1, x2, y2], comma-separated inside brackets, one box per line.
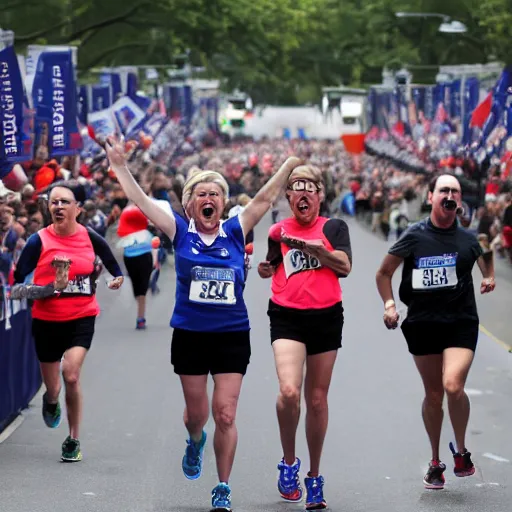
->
[384, 299, 396, 310]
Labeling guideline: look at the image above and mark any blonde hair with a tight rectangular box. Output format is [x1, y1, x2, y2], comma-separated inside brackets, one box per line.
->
[287, 165, 325, 202]
[182, 170, 230, 210]
[237, 194, 251, 207]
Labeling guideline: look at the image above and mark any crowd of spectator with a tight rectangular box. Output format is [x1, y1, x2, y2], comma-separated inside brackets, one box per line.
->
[2, 131, 511, 318]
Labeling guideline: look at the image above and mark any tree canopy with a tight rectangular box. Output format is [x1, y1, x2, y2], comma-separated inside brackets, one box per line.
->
[1, 0, 509, 104]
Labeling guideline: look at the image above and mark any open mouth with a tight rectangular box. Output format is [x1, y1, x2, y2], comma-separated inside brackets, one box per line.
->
[54, 212, 65, 221]
[202, 206, 214, 218]
[297, 199, 309, 213]
[441, 198, 457, 211]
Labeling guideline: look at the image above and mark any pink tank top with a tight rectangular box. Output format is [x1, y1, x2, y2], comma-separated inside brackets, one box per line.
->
[269, 217, 342, 310]
[32, 224, 99, 321]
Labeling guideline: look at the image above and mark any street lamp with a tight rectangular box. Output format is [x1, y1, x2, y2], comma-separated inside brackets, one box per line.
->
[395, 12, 467, 33]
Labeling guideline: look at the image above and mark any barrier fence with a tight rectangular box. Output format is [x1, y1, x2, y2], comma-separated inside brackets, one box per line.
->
[0, 300, 41, 434]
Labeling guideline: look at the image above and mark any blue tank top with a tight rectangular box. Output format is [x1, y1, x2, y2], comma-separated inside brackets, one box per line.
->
[171, 214, 249, 332]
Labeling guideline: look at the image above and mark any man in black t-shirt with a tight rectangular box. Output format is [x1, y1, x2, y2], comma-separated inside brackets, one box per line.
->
[375, 174, 496, 491]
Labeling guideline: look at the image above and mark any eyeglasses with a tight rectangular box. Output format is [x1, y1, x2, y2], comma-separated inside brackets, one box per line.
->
[287, 180, 320, 193]
[437, 187, 461, 195]
[50, 199, 79, 207]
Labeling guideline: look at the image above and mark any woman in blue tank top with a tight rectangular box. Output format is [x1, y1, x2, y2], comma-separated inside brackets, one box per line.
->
[105, 134, 300, 512]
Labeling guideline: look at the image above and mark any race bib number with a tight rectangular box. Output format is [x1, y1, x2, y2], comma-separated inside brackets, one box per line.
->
[61, 276, 92, 295]
[283, 249, 322, 279]
[412, 253, 458, 290]
[189, 266, 236, 305]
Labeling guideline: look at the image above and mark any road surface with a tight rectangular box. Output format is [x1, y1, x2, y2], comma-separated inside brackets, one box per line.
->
[1, 215, 511, 512]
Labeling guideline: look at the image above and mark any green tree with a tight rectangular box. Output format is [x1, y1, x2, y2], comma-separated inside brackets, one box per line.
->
[0, 0, 508, 104]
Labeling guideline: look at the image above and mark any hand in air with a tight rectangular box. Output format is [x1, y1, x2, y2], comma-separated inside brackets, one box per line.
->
[105, 134, 128, 170]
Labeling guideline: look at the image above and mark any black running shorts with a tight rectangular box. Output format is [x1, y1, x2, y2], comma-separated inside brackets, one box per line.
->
[171, 328, 251, 376]
[401, 319, 479, 356]
[123, 252, 153, 297]
[267, 300, 344, 356]
[32, 316, 96, 363]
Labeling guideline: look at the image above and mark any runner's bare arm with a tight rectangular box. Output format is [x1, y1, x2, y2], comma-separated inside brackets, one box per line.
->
[303, 241, 351, 277]
[104, 135, 177, 241]
[376, 254, 403, 329]
[240, 157, 301, 235]
[476, 251, 495, 294]
[376, 254, 402, 304]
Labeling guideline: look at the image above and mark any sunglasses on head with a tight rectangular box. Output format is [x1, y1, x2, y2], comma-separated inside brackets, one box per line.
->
[287, 180, 320, 193]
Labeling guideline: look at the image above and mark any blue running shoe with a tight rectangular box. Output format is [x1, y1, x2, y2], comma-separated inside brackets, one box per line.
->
[211, 482, 231, 511]
[42, 392, 61, 428]
[136, 318, 146, 330]
[182, 431, 206, 480]
[305, 474, 327, 510]
[277, 457, 303, 502]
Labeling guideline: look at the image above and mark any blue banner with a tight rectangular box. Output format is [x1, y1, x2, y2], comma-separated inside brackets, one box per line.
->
[462, 77, 480, 145]
[367, 88, 377, 127]
[424, 86, 434, 120]
[77, 84, 88, 125]
[0, 45, 31, 166]
[0, 307, 42, 434]
[91, 84, 111, 112]
[166, 86, 183, 121]
[131, 93, 152, 112]
[32, 50, 82, 157]
[207, 98, 219, 133]
[412, 87, 426, 115]
[110, 73, 122, 101]
[450, 80, 461, 119]
[126, 71, 138, 97]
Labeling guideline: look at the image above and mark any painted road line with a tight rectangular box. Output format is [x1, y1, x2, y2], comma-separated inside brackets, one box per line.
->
[479, 324, 512, 353]
[0, 386, 43, 444]
[0, 415, 24, 444]
[482, 453, 510, 463]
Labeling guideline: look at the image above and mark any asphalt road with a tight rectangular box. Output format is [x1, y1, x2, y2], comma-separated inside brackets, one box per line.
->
[1, 215, 511, 512]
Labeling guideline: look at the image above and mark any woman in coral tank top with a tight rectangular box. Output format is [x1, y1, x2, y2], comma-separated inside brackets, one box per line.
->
[12, 181, 124, 463]
[258, 165, 352, 511]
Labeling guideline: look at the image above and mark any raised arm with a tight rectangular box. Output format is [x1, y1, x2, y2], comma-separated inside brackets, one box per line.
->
[105, 135, 177, 241]
[240, 157, 301, 235]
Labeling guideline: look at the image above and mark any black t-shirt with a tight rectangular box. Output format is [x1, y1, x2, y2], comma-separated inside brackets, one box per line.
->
[388, 217, 483, 323]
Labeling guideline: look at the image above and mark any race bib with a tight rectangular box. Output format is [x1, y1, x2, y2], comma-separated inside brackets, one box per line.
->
[61, 276, 92, 295]
[189, 266, 236, 305]
[412, 253, 458, 290]
[283, 249, 322, 279]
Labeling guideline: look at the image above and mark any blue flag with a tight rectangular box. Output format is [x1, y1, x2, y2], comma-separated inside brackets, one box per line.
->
[91, 84, 112, 112]
[0, 45, 31, 166]
[32, 49, 82, 157]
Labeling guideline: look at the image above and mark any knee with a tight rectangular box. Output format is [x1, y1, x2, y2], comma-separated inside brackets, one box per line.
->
[213, 402, 237, 432]
[425, 389, 444, 408]
[443, 377, 464, 398]
[185, 399, 207, 424]
[62, 367, 80, 386]
[279, 385, 301, 408]
[307, 389, 328, 416]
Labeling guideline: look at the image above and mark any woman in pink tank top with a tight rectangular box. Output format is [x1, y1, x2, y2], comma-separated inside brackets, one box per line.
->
[12, 181, 124, 463]
[258, 165, 352, 510]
